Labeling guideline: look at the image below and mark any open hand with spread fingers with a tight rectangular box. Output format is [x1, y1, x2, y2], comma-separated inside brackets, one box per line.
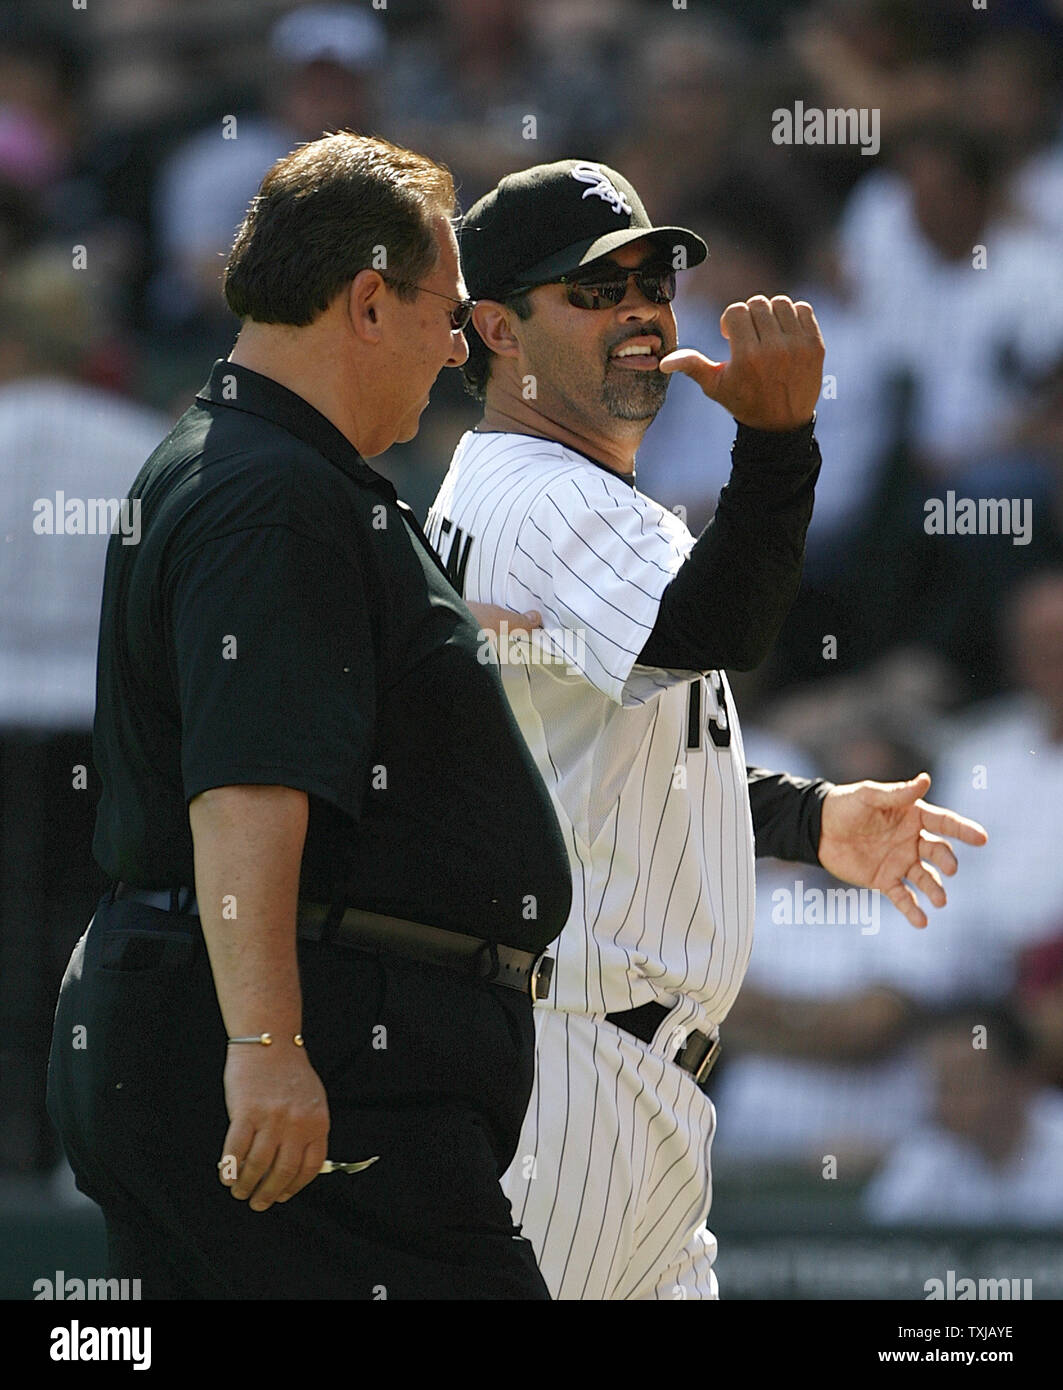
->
[659, 294, 825, 432]
[816, 772, 989, 929]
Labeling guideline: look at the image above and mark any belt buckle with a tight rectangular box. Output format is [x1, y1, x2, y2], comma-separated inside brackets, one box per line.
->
[529, 952, 553, 1003]
[692, 1035, 721, 1086]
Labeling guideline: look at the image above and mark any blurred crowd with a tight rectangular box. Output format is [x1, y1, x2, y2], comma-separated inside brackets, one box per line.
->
[3, 0, 1063, 1240]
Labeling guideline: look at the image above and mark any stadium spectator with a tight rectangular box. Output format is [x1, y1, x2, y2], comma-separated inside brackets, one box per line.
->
[838, 120, 1063, 479]
[914, 359, 1063, 702]
[0, 16, 91, 235]
[785, 0, 962, 137]
[151, 4, 385, 338]
[864, 1005, 1063, 1227]
[0, 244, 169, 1192]
[606, 18, 746, 227]
[870, 570, 1063, 1007]
[1017, 928, 1063, 1090]
[382, 0, 627, 203]
[960, 29, 1063, 242]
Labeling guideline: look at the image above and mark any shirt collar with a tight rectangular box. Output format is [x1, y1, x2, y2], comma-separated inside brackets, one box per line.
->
[471, 428, 637, 489]
[196, 360, 396, 499]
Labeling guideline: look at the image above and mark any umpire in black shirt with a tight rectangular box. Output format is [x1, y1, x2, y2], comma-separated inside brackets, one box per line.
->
[47, 133, 571, 1299]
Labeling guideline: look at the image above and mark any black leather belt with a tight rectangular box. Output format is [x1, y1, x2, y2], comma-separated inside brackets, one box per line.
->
[110, 884, 553, 1002]
[606, 1000, 721, 1085]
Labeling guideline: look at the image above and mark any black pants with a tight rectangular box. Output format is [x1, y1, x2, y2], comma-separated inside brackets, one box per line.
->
[46, 895, 550, 1300]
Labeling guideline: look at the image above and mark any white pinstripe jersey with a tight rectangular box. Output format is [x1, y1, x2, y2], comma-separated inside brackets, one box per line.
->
[426, 430, 755, 1034]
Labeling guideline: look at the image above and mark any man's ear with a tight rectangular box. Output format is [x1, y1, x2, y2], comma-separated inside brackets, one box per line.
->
[346, 270, 386, 342]
[472, 300, 521, 361]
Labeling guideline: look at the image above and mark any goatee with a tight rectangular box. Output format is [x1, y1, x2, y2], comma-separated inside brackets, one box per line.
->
[602, 366, 670, 422]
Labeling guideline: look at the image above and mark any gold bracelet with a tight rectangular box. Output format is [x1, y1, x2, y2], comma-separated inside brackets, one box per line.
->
[227, 1033, 304, 1047]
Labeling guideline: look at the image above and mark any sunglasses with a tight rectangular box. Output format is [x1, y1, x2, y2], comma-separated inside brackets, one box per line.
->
[383, 278, 476, 331]
[511, 265, 678, 311]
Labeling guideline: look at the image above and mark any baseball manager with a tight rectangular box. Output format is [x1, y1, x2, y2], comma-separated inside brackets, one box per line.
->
[427, 158, 988, 1298]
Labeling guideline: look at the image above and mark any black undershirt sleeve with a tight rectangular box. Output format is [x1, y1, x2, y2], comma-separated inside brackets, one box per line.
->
[747, 766, 834, 863]
[632, 417, 830, 861]
[636, 418, 821, 672]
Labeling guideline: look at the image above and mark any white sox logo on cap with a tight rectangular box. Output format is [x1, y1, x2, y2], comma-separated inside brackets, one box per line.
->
[569, 162, 633, 216]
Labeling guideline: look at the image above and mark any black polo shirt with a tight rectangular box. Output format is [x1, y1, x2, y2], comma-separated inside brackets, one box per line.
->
[91, 360, 571, 954]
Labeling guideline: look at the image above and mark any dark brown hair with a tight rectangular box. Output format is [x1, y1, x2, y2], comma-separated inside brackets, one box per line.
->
[224, 131, 456, 325]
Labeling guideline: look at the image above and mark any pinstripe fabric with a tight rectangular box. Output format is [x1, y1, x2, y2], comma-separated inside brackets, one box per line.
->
[426, 430, 755, 1298]
[503, 1010, 719, 1300]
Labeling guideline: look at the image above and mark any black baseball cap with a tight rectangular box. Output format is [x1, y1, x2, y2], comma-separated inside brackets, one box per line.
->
[459, 159, 708, 302]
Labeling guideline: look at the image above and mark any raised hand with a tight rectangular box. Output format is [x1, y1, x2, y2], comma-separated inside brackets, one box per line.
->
[659, 294, 825, 432]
